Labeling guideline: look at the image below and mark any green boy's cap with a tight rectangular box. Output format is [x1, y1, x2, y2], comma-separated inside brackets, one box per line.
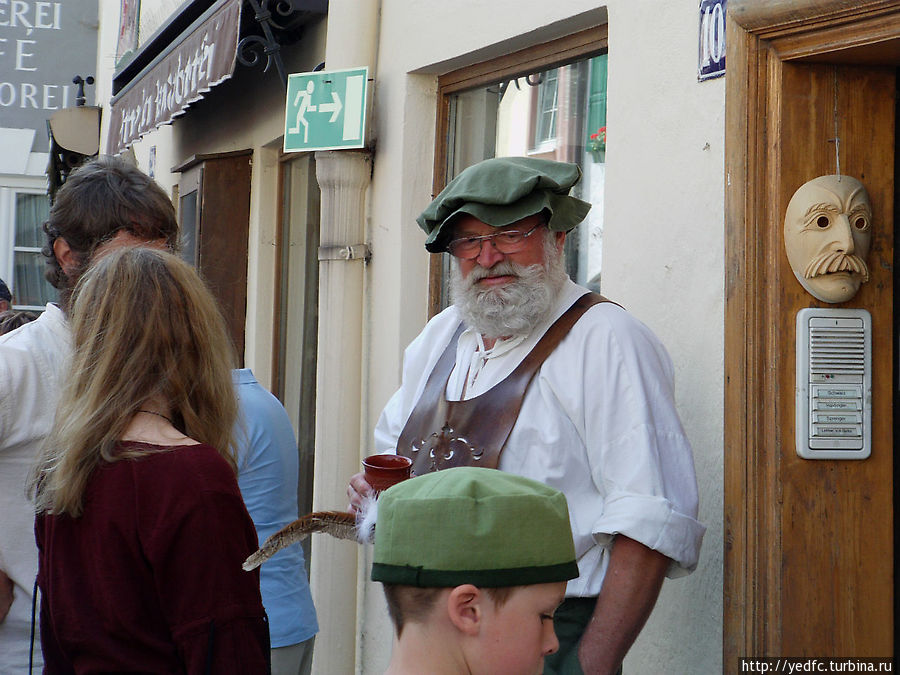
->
[371, 466, 578, 588]
[417, 157, 592, 253]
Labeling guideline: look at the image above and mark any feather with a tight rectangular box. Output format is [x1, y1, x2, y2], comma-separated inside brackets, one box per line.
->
[242, 510, 358, 571]
[355, 494, 378, 544]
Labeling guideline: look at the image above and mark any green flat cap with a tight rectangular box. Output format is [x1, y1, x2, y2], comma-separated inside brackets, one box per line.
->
[371, 466, 578, 588]
[417, 157, 592, 253]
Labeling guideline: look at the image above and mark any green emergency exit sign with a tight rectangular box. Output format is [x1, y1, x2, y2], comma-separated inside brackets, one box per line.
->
[283, 67, 368, 152]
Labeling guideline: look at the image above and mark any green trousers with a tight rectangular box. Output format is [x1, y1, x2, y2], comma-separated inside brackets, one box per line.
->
[543, 597, 594, 674]
[543, 597, 623, 675]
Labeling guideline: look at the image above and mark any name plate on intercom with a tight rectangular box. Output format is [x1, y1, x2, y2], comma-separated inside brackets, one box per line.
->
[795, 308, 872, 460]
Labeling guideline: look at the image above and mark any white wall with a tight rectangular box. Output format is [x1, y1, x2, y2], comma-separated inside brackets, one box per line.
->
[603, 3, 723, 673]
[360, 0, 724, 673]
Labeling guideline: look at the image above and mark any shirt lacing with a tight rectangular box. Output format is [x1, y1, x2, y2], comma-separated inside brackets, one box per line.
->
[461, 332, 527, 397]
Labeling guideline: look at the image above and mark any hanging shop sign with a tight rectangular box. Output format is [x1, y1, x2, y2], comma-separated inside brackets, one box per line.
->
[107, 0, 241, 153]
[0, 1, 98, 153]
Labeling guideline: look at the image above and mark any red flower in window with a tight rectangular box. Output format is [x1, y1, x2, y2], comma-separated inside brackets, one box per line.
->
[587, 126, 606, 152]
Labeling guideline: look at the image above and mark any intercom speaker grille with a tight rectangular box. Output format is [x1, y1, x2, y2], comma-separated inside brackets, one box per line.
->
[808, 324, 865, 375]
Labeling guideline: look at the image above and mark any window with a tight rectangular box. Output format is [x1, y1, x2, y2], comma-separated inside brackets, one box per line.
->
[1, 188, 56, 311]
[533, 68, 560, 151]
[431, 26, 608, 315]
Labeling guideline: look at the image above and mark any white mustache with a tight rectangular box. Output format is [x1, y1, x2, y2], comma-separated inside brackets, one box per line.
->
[803, 252, 869, 282]
[465, 261, 524, 284]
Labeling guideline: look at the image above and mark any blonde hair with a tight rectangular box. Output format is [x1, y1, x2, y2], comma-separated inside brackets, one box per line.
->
[31, 247, 237, 516]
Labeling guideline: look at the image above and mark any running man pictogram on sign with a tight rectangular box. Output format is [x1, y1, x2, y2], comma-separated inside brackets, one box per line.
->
[284, 67, 368, 152]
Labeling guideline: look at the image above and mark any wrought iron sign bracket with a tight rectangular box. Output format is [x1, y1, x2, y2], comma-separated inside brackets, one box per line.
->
[238, 0, 309, 88]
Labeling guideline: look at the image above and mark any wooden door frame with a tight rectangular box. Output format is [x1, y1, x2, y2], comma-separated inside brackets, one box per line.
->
[725, 1, 899, 668]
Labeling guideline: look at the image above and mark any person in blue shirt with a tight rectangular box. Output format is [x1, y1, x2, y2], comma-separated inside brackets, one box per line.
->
[233, 368, 318, 674]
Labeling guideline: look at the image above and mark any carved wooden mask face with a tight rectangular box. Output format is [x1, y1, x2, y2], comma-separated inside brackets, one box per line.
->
[783, 175, 872, 303]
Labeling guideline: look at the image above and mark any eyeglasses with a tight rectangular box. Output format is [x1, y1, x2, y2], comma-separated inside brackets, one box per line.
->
[446, 224, 541, 259]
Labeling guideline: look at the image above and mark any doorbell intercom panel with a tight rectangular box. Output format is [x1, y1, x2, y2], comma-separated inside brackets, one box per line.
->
[795, 308, 872, 460]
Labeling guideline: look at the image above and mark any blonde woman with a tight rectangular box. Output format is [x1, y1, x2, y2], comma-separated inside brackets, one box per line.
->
[30, 247, 269, 673]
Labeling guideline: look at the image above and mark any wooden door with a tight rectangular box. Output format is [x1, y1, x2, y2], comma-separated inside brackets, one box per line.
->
[776, 62, 894, 654]
[175, 151, 251, 365]
[725, 3, 898, 668]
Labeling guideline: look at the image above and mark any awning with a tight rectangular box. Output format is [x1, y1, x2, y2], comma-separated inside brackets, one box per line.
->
[107, 0, 241, 154]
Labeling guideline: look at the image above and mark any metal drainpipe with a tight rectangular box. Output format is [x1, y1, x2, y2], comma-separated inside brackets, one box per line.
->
[310, 1, 379, 673]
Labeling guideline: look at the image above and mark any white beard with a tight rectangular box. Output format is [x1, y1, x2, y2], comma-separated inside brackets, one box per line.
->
[449, 236, 568, 340]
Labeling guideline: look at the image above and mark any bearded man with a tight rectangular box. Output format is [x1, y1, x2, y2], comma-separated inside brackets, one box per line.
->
[348, 157, 704, 674]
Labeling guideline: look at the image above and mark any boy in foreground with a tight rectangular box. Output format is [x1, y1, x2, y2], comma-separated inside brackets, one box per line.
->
[370, 466, 579, 675]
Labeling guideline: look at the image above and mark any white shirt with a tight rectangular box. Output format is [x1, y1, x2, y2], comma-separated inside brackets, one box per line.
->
[375, 280, 705, 597]
[0, 303, 69, 671]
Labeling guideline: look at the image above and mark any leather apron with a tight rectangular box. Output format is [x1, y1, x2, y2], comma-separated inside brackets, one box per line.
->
[396, 292, 612, 476]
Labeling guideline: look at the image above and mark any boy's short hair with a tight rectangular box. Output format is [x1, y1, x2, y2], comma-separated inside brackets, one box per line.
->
[382, 584, 517, 636]
[371, 466, 578, 588]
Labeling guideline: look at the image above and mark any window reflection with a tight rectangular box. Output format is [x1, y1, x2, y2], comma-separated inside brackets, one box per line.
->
[445, 53, 608, 298]
[533, 69, 559, 150]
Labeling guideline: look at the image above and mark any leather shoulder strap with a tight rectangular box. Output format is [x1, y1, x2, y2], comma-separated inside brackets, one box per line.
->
[511, 291, 612, 378]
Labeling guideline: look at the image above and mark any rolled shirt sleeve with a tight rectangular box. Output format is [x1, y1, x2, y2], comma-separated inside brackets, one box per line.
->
[552, 296, 705, 579]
